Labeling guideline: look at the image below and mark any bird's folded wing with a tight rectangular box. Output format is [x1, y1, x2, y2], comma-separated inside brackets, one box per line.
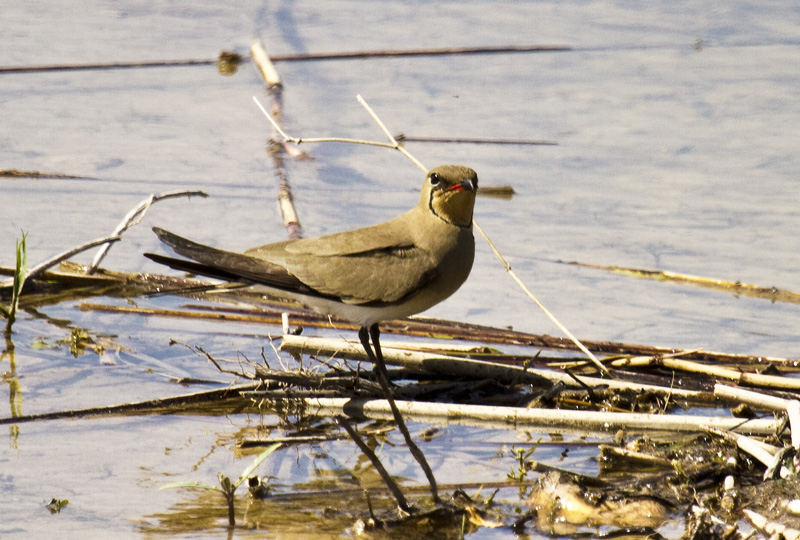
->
[281, 245, 439, 305]
[241, 212, 439, 304]
[245, 213, 415, 258]
[149, 227, 318, 295]
[149, 227, 437, 305]
[144, 252, 248, 282]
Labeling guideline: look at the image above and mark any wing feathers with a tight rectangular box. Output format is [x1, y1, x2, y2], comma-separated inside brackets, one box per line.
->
[149, 227, 436, 305]
[151, 227, 318, 295]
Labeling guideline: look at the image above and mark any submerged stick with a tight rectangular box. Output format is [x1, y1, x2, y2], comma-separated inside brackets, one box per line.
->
[0, 169, 87, 179]
[564, 260, 800, 305]
[262, 478, 538, 501]
[250, 43, 303, 240]
[0, 44, 572, 74]
[250, 39, 282, 89]
[0, 384, 259, 425]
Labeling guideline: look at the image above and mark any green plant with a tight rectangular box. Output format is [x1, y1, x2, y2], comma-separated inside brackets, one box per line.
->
[59, 327, 94, 357]
[507, 442, 538, 483]
[161, 442, 281, 527]
[1, 232, 28, 334]
[46, 498, 69, 514]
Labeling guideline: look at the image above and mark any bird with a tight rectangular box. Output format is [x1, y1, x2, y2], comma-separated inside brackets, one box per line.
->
[145, 164, 478, 503]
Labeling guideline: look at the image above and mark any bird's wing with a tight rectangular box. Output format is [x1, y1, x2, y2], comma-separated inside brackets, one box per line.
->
[244, 211, 439, 304]
[148, 227, 324, 296]
[279, 243, 439, 305]
[149, 227, 438, 305]
[245, 212, 415, 258]
[144, 252, 249, 282]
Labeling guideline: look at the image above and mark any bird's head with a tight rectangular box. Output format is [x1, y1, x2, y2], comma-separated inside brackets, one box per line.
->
[422, 165, 478, 228]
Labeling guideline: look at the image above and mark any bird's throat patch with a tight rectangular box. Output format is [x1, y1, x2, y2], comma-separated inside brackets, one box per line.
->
[430, 190, 474, 228]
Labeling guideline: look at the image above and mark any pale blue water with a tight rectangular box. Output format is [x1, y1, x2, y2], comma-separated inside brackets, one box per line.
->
[1, 1, 799, 538]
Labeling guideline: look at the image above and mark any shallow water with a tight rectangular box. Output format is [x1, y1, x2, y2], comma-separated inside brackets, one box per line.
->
[2, 1, 799, 538]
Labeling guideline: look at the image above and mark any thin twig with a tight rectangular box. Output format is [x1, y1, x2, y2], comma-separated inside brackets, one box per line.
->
[395, 135, 558, 146]
[472, 221, 612, 378]
[356, 95, 428, 172]
[87, 190, 207, 274]
[253, 96, 396, 149]
[0, 59, 218, 74]
[351, 95, 611, 377]
[267, 43, 573, 62]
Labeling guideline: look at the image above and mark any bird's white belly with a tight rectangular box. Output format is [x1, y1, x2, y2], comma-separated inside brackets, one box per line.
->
[253, 284, 454, 328]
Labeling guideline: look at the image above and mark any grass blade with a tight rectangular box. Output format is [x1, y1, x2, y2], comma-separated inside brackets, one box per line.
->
[233, 443, 281, 489]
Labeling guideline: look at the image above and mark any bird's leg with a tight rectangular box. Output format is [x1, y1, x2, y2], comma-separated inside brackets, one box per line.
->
[362, 324, 440, 503]
[336, 417, 411, 515]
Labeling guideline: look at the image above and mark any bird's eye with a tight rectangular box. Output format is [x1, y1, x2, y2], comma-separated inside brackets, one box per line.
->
[429, 172, 440, 185]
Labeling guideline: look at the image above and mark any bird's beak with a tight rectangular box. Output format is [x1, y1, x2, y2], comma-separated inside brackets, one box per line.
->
[448, 178, 476, 192]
